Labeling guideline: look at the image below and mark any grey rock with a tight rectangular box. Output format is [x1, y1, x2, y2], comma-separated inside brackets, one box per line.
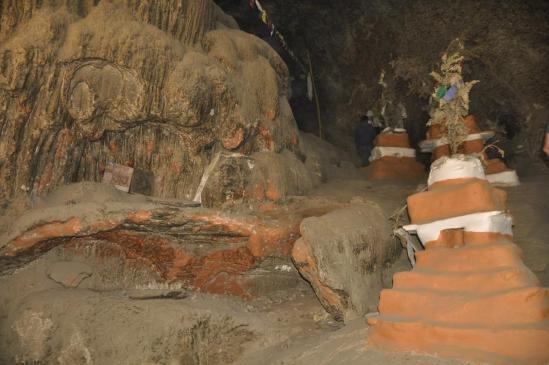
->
[292, 202, 400, 321]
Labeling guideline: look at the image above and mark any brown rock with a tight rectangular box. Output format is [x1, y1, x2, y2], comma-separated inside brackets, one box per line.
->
[46, 261, 93, 288]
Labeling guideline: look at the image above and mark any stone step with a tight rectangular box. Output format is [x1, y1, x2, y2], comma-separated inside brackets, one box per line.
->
[367, 316, 549, 365]
[415, 243, 523, 271]
[378, 286, 549, 325]
[392, 265, 540, 293]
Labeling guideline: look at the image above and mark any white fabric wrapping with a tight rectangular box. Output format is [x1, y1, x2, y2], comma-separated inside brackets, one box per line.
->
[403, 211, 513, 245]
[427, 155, 486, 186]
[487, 170, 520, 187]
[419, 131, 494, 152]
[369, 146, 416, 162]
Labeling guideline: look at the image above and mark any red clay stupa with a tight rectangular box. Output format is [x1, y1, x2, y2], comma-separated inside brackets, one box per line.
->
[420, 115, 520, 186]
[368, 128, 425, 180]
[367, 155, 548, 364]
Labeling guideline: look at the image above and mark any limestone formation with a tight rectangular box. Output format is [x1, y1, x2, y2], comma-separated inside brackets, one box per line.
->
[0, 0, 313, 208]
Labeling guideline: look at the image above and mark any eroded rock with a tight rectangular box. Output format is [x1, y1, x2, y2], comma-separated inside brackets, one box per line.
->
[0, 0, 312, 207]
[292, 201, 400, 321]
[0, 183, 343, 298]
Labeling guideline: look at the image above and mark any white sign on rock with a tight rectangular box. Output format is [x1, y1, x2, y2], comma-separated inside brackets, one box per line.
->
[102, 162, 134, 192]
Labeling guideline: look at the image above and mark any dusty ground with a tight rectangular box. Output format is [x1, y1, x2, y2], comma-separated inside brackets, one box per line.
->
[0, 162, 547, 364]
[507, 160, 549, 286]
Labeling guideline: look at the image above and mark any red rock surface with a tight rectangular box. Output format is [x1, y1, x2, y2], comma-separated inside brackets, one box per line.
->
[0, 198, 343, 298]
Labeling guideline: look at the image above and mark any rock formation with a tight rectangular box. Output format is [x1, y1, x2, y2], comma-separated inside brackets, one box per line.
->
[0, 182, 344, 297]
[0, 0, 314, 208]
[292, 201, 400, 321]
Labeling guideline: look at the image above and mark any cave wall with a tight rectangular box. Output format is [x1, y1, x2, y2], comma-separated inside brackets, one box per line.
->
[0, 0, 313, 208]
[220, 0, 549, 159]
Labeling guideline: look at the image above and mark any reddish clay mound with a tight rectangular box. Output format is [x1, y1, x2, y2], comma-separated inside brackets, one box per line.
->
[369, 225, 549, 364]
[423, 115, 519, 186]
[369, 156, 425, 180]
[367, 157, 548, 364]
[428, 115, 481, 139]
[374, 133, 411, 148]
[367, 132, 425, 181]
[407, 178, 507, 224]
[432, 138, 484, 160]
[485, 158, 509, 174]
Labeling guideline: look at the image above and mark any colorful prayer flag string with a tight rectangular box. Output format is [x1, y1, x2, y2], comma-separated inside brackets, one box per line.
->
[249, 0, 307, 74]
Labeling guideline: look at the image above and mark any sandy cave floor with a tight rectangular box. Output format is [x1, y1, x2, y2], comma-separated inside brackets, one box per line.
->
[0, 163, 547, 365]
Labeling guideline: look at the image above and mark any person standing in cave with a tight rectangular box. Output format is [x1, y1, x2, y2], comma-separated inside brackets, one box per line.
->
[355, 112, 377, 166]
[543, 121, 549, 157]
